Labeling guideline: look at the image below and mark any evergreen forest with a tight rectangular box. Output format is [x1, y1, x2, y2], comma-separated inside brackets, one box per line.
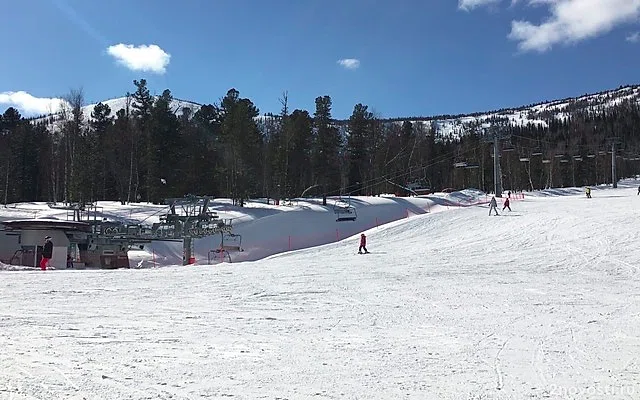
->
[2, 80, 640, 205]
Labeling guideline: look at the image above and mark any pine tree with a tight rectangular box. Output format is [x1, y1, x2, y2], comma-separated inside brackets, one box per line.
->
[287, 109, 313, 197]
[59, 88, 85, 203]
[111, 108, 134, 203]
[0, 108, 21, 203]
[149, 89, 180, 202]
[219, 89, 262, 205]
[131, 79, 154, 202]
[312, 95, 342, 205]
[346, 103, 374, 195]
[190, 104, 223, 195]
[89, 102, 114, 199]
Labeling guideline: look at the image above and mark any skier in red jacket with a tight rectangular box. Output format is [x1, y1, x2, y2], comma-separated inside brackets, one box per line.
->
[358, 233, 369, 254]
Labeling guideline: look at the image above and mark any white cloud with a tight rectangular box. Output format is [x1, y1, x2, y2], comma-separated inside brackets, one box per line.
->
[508, 0, 640, 52]
[0, 91, 68, 116]
[337, 58, 361, 70]
[458, 0, 501, 11]
[106, 43, 171, 74]
[338, 58, 360, 69]
[627, 31, 640, 42]
[459, 0, 640, 52]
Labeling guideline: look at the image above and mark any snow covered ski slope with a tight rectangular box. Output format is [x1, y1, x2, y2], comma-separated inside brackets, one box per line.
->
[1, 182, 640, 399]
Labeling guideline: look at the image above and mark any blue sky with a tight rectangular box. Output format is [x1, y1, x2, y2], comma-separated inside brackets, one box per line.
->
[1, 0, 640, 119]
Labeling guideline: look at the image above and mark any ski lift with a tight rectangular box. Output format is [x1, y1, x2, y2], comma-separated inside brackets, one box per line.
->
[572, 155, 583, 161]
[464, 162, 480, 169]
[207, 248, 232, 263]
[502, 142, 516, 152]
[542, 159, 551, 164]
[220, 232, 243, 251]
[406, 180, 433, 195]
[531, 148, 543, 156]
[334, 198, 357, 222]
[519, 155, 530, 162]
[453, 152, 468, 168]
[587, 153, 596, 158]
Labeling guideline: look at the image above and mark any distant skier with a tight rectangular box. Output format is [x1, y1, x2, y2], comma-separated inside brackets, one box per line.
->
[508, 191, 511, 198]
[489, 196, 499, 216]
[358, 233, 369, 254]
[585, 187, 591, 198]
[502, 197, 511, 212]
[40, 236, 53, 270]
[637, 185, 639, 195]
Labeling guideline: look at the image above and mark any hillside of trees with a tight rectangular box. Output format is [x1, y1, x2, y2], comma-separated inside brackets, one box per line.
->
[1, 79, 640, 206]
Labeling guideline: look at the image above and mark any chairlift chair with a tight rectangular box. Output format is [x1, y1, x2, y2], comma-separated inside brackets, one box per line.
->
[502, 143, 516, 152]
[334, 199, 357, 222]
[406, 180, 432, 195]
[220, 232, 243, 251]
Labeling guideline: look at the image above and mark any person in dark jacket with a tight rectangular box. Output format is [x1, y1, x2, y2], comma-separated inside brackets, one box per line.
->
[502, 197, 511, 212]
[358, 233, 369, 254]
[40, 236, 53, 270]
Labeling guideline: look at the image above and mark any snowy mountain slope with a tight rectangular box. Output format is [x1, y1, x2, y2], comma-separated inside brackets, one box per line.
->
[31, 96, 202, 129]
[0, 191, 488, 268]
[1, 181, 639, 398]
[27, 84, 640, 139]
[408, 84, 640, 138]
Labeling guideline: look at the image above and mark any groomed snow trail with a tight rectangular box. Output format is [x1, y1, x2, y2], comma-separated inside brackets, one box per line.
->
[1, 188, 640, 399]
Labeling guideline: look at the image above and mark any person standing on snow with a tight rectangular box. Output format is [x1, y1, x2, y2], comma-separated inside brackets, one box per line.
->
[489, 196, 499, 216]
[585, 187, 591, 198]
[40, 236, 53, 270]
[502, 197, 511, 212]
[358, 233, 369, 254]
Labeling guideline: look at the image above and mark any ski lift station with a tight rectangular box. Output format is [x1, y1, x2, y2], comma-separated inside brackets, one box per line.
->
[0, 196, 243, 269]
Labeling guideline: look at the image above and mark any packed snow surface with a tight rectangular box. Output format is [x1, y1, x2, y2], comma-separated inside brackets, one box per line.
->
[1, 182, 640, 399]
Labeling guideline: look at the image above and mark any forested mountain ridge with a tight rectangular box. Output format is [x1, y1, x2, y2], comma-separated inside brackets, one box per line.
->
[2, 80, 640, 205]
[28, 84, 640, 139]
